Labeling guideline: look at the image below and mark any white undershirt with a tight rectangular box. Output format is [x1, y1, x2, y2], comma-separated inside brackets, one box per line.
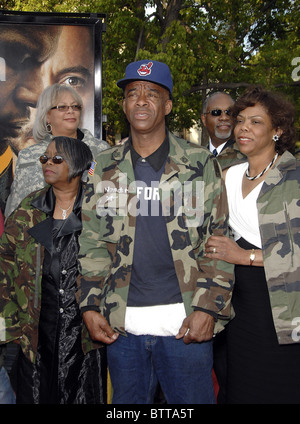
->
[125, 303, 186, 336]
[225, 162, 263, 248]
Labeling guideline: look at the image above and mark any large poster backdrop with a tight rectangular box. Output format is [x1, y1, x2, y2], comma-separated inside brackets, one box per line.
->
[0, 10, 106, 213]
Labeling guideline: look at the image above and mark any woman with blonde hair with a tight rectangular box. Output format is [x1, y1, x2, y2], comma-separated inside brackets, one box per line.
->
[5, 84, 109, 218]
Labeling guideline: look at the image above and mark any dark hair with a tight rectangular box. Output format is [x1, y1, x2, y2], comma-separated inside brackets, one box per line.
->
[231, 86, 296, 154]
[52, 136, 93, 181]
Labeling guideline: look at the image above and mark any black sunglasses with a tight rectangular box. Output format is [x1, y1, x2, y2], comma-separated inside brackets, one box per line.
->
[50, 105, 82, 112]
[39, 155, 65, 164]
[204, 109, 231, 116]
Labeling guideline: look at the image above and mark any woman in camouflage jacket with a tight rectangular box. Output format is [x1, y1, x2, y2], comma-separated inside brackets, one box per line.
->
[206, 86, 300, 404]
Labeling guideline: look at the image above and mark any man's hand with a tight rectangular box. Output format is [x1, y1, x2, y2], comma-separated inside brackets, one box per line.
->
[83, 310, 119, 344]
[176, 311, 214, 344]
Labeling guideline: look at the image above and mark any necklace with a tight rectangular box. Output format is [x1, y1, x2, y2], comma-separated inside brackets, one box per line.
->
[56, 200, 74, 220]
[245, 153, 278, 181]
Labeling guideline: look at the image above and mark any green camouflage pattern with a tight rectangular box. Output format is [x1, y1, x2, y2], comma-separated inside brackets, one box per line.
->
[257, 151, 300, 344]
[77, 132, 234, 335]
[5, 129, 110, 218]
[215, 139, 246, 170]
[0, 187, 101, 362]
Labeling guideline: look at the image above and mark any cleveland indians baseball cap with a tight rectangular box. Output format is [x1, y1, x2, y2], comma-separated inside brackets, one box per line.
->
[117, 60, 173, 94]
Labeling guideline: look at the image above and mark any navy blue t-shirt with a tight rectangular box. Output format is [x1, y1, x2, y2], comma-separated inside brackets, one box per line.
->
[127, 141, 182, 307]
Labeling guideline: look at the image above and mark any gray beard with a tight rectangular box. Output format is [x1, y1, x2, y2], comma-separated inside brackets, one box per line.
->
[215, 128, 232, 140]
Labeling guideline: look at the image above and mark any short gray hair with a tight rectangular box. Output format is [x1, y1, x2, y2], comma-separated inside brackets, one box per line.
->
[33, 84, 83, 142]
[202, 91, 234, 114]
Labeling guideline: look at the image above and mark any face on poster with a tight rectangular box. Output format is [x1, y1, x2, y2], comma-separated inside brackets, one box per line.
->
[0, 23, 95, 157]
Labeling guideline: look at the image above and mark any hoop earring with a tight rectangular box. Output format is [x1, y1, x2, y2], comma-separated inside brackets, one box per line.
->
[46, 123, 52, 133]
[273, 134, 279, 142]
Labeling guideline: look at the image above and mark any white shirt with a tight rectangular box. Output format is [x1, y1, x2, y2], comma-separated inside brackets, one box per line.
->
[209, 140, 226, 155]
[125, 303, 186, 336]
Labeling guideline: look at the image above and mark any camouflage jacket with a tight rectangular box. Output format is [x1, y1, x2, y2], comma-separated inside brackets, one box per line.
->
[77, 132, 234, 335]
[4, 129, 110, 218]
[215, 138, 246, 170]
[258, 151, 300, 344]
[0, 184, 100, 363]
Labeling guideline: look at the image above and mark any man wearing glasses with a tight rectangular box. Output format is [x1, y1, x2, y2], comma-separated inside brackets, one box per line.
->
[201, 91, 246, 170]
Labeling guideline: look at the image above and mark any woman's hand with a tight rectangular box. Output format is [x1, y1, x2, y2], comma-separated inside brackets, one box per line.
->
[205, 235, 263, 266]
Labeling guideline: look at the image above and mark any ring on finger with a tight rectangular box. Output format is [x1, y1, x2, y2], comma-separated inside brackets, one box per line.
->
[212, 247, 216, 253]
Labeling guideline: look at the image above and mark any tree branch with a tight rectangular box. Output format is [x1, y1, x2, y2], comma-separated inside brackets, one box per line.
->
[184, 81, 300, 95]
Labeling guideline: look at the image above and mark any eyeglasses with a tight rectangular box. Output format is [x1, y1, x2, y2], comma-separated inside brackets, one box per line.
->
[50, 105, 82, 112]
[39, 155, 65, 164]
[204, 109, 231, 116]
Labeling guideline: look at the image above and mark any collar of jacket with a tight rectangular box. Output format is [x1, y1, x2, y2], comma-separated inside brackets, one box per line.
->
[27, 184, 84, 249]
[224, 139, 246, 155]
[222, 138, 235, 151]
[128, 134, 169, 171]
[47, 128, 84, 142]
[259, 150, 298, 197]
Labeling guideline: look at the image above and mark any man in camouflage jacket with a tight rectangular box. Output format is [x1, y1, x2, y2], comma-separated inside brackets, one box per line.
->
[77, 60, 234, 403]
[4, 128, 109, 218]
[77, 134, 234, 331]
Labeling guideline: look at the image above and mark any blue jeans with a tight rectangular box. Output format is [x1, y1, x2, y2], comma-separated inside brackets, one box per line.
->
[107, 333, 215, 404]
[0, 367, 16, 404]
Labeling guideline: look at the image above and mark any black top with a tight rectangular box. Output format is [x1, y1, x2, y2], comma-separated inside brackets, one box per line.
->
[127, 134, 182, 307]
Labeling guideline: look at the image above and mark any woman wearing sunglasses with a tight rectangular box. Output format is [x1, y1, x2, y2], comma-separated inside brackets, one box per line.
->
[5, 83, 109, 218]
[0, 137, 106, 404]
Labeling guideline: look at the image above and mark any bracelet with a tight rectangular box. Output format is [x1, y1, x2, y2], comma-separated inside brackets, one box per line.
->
[249, 249, 255, 266]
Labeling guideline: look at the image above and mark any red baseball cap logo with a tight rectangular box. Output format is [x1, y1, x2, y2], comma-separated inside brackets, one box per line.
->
[137, 62, 153, 76]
